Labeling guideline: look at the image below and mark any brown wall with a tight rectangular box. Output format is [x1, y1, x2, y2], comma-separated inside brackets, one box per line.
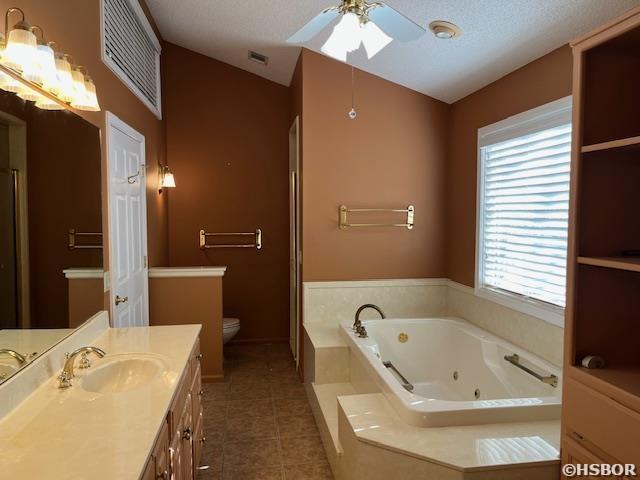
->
[68, 278, 104, 328]
[163, 43, 290, 342]
[300, 49, 449, 281]
[0, 0, 170, 273]
[149, 276, 223, 381]
[446, 45, 573, 286]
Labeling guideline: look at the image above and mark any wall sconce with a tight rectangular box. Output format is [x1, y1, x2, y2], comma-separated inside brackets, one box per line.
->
[158, 164, 176, 193]
[0, 7, 100, 112]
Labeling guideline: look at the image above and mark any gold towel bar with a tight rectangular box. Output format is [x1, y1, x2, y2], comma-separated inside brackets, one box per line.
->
[199, 229, 262, 250]
[68, 229, 103, 250]
[339, 205, 414, 230]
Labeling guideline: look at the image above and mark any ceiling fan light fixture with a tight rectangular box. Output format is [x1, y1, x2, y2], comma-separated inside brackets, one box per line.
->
[429, 21, 461, 40]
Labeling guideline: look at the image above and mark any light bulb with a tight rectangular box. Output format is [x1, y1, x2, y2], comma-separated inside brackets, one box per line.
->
[321, 12, 363, 62]
[55, 54, 74, 102]
[35, 94, 64, 110]
[0, 70, 27, 93]
[361, 21, 392, 59]
[162, 171, 176, 188]
[72, 75, 100, 111]
[17, 87, 40, 102]
[2, 25, 38, 73]
[38, 43, 60, 93]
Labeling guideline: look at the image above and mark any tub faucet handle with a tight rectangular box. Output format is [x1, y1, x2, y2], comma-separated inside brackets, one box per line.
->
[356, 325, 368, 338]
[353, 304, 386, 331]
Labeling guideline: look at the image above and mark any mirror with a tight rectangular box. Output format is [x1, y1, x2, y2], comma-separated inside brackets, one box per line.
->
[0, 88, 102, 383]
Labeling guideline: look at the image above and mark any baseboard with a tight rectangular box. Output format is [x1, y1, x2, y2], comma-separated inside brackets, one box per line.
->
[228, 337, 289, 345]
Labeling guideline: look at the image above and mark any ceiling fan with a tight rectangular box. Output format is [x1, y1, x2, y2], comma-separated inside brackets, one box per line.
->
[287, 0, 425, 62]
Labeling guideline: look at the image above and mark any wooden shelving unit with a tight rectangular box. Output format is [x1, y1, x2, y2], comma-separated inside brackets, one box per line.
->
[562, 6, 640, 475]
[581, 135, 640, 153]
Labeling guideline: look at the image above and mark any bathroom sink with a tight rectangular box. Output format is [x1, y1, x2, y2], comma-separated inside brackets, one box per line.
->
[80, 354, 168, 394]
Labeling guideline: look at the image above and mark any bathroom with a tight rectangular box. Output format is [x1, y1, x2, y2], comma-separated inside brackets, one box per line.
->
[0, 0, 639, 479]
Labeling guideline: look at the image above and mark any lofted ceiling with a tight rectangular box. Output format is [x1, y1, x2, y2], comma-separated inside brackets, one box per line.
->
[146, 0, 640, 103]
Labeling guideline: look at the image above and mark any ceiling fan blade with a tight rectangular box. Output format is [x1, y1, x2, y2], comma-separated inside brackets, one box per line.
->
[368, 4, 425, 42]
[287, 9, 341, 44]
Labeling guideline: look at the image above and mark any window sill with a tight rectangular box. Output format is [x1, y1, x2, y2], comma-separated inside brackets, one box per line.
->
[475, 286, 565, 328]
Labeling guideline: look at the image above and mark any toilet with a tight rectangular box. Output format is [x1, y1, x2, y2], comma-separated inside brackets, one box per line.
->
[223, 317, 240, 344]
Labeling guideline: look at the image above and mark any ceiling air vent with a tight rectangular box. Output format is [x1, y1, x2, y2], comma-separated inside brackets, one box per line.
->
[248, 50, 269, 66]
[102, 0, 162, 118]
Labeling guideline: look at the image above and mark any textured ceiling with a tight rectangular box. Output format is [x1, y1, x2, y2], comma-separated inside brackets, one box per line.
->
[146, 0, 640, 103]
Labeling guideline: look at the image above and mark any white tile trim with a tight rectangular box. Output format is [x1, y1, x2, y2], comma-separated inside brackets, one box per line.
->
[148, 267, 227, 278]
[63, 268, 105, 279]
[303, 278, 449, 290]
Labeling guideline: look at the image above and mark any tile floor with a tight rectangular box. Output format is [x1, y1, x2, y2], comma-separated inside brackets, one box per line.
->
[197, 343, 334, 480]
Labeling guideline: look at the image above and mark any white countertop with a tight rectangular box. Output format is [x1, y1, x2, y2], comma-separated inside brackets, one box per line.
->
[0, 324, 201, 479]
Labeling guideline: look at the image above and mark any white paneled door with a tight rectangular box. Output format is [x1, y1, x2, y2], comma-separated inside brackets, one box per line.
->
[106, 112, 149, 328]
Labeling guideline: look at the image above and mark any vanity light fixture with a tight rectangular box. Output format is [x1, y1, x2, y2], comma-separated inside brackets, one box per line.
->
[0, 7, 101, 112]
[158, 164, 176, 193]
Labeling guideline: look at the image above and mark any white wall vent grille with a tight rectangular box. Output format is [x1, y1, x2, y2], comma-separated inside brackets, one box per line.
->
[102, 0, 162, 118]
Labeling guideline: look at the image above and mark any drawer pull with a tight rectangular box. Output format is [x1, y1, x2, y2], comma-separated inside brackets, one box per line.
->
[201, 436, 206, 444]
[183, 427, 193, 441]
[156, 470, 169, 480]
[196, 353, 203, 361]
[198, 389, 204, 396]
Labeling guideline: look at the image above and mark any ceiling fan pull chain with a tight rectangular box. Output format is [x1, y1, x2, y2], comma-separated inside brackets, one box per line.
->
[348, 66, 357, 120]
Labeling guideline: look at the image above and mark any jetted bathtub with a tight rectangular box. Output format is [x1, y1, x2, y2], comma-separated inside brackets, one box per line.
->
[340, 317, 562, 427]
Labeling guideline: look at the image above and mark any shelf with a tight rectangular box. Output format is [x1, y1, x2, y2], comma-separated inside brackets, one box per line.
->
[582, 135, 640, 153]
[577, 256, 640, 273]
[568, 366, 640, 413]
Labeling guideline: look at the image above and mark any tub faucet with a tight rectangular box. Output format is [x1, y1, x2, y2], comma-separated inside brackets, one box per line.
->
[58, 346, 106, 389]
[0, 349, 27, 365]
[353, 304, 386, 332]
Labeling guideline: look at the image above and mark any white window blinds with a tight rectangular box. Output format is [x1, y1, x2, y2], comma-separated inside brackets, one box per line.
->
[478, 119, 572, 308]
[102, 0, 162, 117]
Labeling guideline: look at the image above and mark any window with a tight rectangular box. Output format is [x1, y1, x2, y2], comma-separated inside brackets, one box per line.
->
[101, 0, 162, 118]
[476, 97, 572, 326]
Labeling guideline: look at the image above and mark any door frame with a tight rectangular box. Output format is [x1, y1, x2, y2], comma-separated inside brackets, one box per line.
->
[289, 116, 301, 365]
[105, 111, 149, 327]
[0, 111, 29, 327]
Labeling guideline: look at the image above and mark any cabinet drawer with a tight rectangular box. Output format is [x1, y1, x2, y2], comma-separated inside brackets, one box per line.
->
[564, 378, 640, 465]
[562, 436, 624, 480]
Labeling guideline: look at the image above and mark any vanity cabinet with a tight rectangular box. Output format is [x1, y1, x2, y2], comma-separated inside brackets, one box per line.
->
[141, 338, 204, 480]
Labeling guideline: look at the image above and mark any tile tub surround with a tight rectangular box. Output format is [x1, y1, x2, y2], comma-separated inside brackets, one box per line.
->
[0, 322, 201, 479]
[197, 342, 333, 480]
[303, 279, 563, 367]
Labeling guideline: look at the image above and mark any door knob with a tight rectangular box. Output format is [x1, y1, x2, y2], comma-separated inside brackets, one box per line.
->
[115, 295, 128, 305]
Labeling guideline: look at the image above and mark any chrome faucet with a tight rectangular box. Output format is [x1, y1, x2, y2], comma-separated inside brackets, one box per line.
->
[58, 346, 106, 389]
[0, 349, 27, 365]
[353, 304, 386, 338]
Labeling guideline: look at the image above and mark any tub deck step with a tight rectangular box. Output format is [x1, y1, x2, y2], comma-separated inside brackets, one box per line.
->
[308, 382, 357, 458]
